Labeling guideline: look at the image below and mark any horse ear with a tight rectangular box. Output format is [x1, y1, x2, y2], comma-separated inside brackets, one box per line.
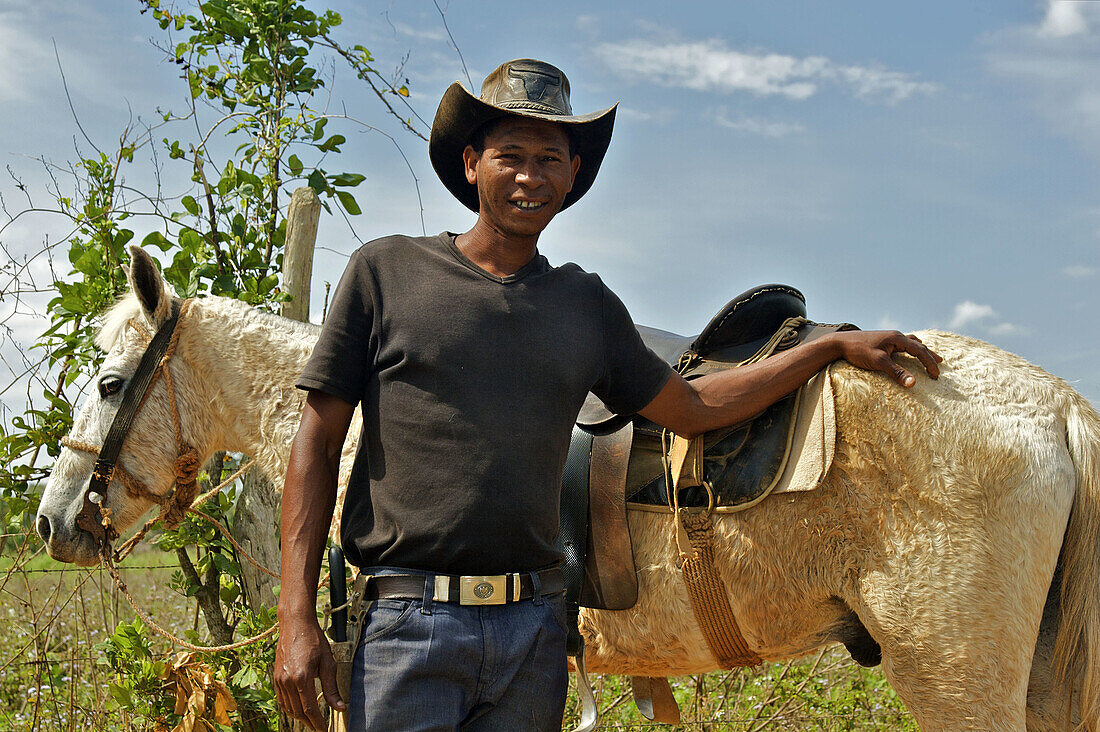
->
[126, 246, 174, 328]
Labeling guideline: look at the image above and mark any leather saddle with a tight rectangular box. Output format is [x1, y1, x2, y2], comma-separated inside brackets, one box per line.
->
[554, 284, 861, 726]
[557, 284, 855, 612]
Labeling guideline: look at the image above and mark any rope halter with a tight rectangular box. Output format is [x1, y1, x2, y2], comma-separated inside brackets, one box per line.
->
[61, 299, 199, 552]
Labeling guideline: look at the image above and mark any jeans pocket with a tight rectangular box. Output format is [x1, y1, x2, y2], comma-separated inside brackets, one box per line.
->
[360, 599, 417, 645]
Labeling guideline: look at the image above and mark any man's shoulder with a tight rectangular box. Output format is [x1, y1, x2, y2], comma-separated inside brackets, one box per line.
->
[547, 260, 605, 289]
[353, 232, 447, 263]
[543, 261, 620, 308]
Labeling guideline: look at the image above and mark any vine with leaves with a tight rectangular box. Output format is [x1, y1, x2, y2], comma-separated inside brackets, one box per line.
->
[0, 1, 429, 728]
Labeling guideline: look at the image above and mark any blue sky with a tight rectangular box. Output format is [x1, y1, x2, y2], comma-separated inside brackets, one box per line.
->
[1, 0, 1098, 409]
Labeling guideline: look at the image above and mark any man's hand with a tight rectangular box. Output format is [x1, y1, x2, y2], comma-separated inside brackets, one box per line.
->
[829, 330, 942, 387]
[274, 614, 344, 730]
[641, 328, 944, 439]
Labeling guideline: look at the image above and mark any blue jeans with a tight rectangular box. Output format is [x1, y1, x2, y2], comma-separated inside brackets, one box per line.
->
[347, 569, 569, 731]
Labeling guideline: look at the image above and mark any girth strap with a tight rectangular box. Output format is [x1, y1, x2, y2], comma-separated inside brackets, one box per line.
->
[669, 432, 762, 668]
[677, 509, 761, 667]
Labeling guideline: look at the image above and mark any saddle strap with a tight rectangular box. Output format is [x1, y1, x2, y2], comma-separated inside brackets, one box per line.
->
[677, 509, 762, 668]
[630, 676, 681, 724]
[670, 434, 762, 668]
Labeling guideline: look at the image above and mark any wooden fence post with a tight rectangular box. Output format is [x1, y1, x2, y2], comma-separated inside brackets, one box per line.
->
[281, 187, 321, 322]
[232, 187, 321, 732]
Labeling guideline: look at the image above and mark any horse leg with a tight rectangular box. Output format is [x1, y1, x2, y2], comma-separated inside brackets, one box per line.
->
[848, 468, 1072, 732]
[855, 551, 1044, 731]
[1025, 565, 1081, 731]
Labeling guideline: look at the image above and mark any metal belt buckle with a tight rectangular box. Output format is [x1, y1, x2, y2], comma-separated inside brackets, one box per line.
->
[459, 575, 507, 605]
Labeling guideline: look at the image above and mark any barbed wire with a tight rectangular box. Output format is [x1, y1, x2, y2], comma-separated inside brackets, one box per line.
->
[0, 565, 177, 575]
[571, 714, 915, 729]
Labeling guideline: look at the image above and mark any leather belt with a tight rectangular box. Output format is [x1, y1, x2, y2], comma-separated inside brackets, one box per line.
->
[365, 567, 565, 606]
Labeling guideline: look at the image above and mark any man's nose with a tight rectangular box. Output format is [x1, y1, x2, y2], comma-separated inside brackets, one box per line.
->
[514, 161, 545, 186]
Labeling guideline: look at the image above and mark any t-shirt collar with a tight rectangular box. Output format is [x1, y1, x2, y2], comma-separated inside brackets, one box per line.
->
[441, 232, 549, 284]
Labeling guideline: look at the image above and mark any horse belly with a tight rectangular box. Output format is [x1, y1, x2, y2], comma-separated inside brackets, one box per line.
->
[579, 505, 844, 676]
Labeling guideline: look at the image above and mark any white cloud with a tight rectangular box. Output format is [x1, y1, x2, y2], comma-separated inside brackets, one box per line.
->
[949, 300, 996, 329]
[1063, 264, 1097, 278]
[616, 106, 653, 122]
[946, 301, 1028, 337]
[988, 322, 1023, 336]
[984, 1, 1100, 156]
[390, 21, 447, 43]
[576, 14, 599, 37]
[615, 106, 677, 125]
[1038, 1, 1090, 38]
[0, 16, 53, 103]
[713, 109, 805, 137]
[593, 38, 937, 105]
[828, 64, 937, 103]
[877, 315, 902, 331]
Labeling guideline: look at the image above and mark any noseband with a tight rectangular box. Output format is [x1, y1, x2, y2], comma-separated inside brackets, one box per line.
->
[61, 299, 201, 552]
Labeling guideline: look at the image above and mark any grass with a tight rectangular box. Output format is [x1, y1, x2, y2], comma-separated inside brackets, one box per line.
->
[0, 530, 916, 731]
[562, 649, 917, 731]
[0, 534, 190, 731]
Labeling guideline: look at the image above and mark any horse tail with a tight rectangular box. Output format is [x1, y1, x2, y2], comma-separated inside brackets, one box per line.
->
[1055, 391, 1100, 730]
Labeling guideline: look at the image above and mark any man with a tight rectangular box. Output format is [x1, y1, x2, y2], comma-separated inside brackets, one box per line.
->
[274, 59, 941, 731]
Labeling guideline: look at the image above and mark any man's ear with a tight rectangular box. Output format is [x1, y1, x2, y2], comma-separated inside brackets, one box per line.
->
[568, 154, 581, 192]
[126, 245, 175, 329]
[462, 145, 479, 185]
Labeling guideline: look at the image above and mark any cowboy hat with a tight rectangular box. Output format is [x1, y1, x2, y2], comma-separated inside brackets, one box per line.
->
[430, 58, 617, 212]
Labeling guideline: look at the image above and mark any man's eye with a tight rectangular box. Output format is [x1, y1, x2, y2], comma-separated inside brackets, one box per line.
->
[98, 376, 124, 398]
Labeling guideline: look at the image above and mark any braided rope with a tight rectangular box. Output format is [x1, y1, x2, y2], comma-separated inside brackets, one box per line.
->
[60, 437, 168, 506]
[113, 459, 255, 562]
[677, 509, 762, 668]
[104, 559, 279, 653]
[188, 507, 281, 579]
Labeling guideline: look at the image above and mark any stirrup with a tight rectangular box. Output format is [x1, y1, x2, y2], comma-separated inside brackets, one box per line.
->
[569, 649, 598, 732]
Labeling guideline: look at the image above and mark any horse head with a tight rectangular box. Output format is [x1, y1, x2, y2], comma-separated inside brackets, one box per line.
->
[37, 246, 208, 565]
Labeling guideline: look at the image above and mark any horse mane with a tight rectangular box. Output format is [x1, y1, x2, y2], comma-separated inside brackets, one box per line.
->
[96, 293, 144, 351]
[96, 291, 322, 352]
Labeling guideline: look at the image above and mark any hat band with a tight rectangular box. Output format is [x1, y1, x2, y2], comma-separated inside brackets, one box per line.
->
[497, 100, 571, 116]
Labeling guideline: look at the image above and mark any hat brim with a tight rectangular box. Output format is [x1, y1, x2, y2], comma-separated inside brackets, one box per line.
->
[430, 81, 617, 213]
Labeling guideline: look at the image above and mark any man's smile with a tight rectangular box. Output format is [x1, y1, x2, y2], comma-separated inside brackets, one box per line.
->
[512, 200, 547, 211]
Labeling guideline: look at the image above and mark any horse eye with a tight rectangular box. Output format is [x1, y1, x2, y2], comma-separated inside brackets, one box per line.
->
[98, 376, 124, 399]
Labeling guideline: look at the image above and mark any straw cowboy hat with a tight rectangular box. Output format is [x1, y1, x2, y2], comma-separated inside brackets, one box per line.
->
[430, 58, 617, 212]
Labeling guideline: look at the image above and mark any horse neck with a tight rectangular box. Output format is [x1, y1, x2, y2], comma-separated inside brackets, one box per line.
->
[177, 298, 317, 481]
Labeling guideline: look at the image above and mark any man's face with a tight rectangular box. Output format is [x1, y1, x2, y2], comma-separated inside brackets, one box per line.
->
[462, 117, 581, 240]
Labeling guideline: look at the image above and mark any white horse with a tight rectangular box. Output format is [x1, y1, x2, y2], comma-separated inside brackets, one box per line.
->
[37, 248, 1100, 731]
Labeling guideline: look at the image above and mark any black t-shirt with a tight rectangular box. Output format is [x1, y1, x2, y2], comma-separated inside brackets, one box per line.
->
[297, 233, 672, 574]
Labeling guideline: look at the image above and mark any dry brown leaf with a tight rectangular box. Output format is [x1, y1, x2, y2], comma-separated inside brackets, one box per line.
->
[173, 709, 196, 732]
[213, 686, 236, 726]
[173, 680, 189, 717]
[188, 688, 206, 716]
[159, 652, 236, 730]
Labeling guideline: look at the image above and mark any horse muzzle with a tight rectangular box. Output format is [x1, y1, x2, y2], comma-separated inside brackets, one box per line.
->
[36, 495, 105, 566]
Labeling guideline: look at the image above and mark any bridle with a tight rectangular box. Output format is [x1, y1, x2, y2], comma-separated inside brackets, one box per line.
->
[61, 298, 202, 553]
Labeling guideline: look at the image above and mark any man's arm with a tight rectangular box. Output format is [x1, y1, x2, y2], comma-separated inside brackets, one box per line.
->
[274, 389, 356, 731]
[640, 330, 942, 439]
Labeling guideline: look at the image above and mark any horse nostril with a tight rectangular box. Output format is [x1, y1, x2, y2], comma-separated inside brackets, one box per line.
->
[36, 514, 51, 544]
